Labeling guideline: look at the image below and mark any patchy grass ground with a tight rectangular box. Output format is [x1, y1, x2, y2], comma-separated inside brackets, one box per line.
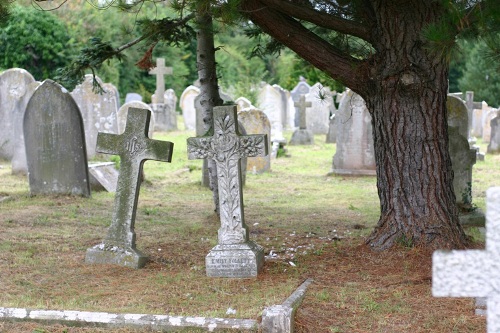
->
[0, 127, 497, 333]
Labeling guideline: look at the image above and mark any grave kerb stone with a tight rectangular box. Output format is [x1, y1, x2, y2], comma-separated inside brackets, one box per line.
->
[187, 105, 268, 278]
[148, 58, 172, 104]
[86, 108, 173, 269]
[433, 186, 500, 333]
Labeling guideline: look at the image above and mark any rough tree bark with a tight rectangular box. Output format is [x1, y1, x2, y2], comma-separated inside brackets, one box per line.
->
[196, 12, 223, 214]
[241, 0, 469, 250]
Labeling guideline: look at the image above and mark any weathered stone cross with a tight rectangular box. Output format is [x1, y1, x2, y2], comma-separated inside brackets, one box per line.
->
[187, 105, 268, 278]
[433, 186, 500, 333]
[294, 95, 312, 129]
[149, 58, 173, 104]
[86, 108, 173, 268]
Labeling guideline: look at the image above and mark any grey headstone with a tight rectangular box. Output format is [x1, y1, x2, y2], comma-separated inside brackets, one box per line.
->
[257, 83, 285, 141]
[290, 95, 314, 145]
[447, 95, 470, 139]
[488, 116, 500, 154]
[125, 93, 142, 103]
[290, 78, 311, 127]
[238, 109, 271, 173]
[71, 74, 119, 158]
[0, 69, 38, 175]
[149, 58, 172, 104]
[153, 88, 178, 132]
[273, 84, 294, 130]
[449, 126, 477, 208]
[24, 80, 90, 197]
[118, 101, 155, 138]
[483, 110, 499, 143]
[86, 108, 173, 268]
[473, 107, 484, 137]
[187, 106, 268, 278]
[433, 187, 500, 333]
[332, 90, 376, 176]
[304, 83, 332, 135]
[180, 85, 200, 130]
[88, 162, 118, 192]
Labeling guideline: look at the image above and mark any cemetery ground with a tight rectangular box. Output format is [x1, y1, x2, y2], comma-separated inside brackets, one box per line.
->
[0, 125, 496, 333]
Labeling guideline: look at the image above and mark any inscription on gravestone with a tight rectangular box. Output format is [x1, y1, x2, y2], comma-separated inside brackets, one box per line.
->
[187, 105, 268, 278]
[86, 108, 173, 268]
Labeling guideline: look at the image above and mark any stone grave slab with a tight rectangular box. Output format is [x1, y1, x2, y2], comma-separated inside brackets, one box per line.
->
[24, 80, 90, 197]
[71, 74, 119, 158]
[433, 187, 500, 333]
[447, 95, 470, 139]
[180, 85, 200, 130]
[88, 162, 119, 192]
[153, 89, 178, 132]
[86, 108, 173, 268]
[187, 105, 268, 278]
[257, 83, 285, 141]
[238, 109, 271, 174]
[290, 95, 314, 145]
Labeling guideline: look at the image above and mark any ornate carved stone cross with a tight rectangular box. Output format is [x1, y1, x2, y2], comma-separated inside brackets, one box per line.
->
[86, 108, 173, 268]
[149, 58, 173, 104]
[187, 105, 268, 277]
[433, 187, 500, 333]
[294, 95, 312, 129]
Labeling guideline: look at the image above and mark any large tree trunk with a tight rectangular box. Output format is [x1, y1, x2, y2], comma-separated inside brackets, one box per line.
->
[362, 0, 468, 250]
[196, 12, 223, 214]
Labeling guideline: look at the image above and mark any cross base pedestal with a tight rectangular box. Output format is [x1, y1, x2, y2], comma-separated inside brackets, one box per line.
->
[206, 242, 264, 278]
[289, 129, 314, 145]
[85, 243, 148, 269]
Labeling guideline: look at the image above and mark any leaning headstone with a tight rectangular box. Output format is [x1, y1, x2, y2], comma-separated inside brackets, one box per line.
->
[149, 58, 172, 104]
[71, 74, 119, 158]
[332, 90, 375, 175]
[483, 109, 499, 143]
[289, 95, 314, 145]
[447, 95, 470, 139]
[180, 85, 200, 131]
[433, 187, 500, 333]
[24, 80, 90, 197]
[187, 105, 268, 278]
[125, 93, 142, 103]
[0, 68, 38, 174]
[290, 77, 311, 127]
[238, 109, 271, 173]
[257, 83, 285, 141]
[86, 108, 173, 268]
[304, 83, 332, 135]
[118, 101, 155, 138]
[88, 162, 119, 193]
[488, 116, 500, 154]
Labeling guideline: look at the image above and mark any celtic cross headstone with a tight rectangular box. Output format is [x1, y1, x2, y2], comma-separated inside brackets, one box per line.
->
[149, 58, 172, 104]
[433, 187, 500, 333]
[187, 105, 268, 277]
[86, 108, 173, 268]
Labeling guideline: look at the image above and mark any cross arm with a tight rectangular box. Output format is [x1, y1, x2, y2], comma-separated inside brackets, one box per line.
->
[144, 140, 173, 163]
[240, 134, 268, 158]
[96, 132, 121, 156]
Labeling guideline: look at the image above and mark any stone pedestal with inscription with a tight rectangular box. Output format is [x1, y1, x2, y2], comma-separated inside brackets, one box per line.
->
[206, 242, 264, 278]
[187, 105, 269, 278]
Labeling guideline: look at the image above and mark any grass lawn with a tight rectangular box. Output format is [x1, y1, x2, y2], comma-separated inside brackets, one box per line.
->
[0, 124, 496, 333]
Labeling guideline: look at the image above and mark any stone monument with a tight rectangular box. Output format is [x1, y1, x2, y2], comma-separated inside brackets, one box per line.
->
[238, 109, 271, 174]
[488, 116, 500, 154]
[290, 95, 314, 145]
[24, 80, 90, 197]
[433, 187, 500, 333]
[187, 105, 268, 278]
[149, 58, 172, 105]
[86, 108, 174, 268]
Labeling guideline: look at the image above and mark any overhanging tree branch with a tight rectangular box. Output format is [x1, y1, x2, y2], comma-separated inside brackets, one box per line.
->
[241, 0, 366, 92]
[259, 0, 374, 44]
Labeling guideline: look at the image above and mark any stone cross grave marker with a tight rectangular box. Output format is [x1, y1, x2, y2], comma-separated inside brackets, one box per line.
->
[86, 108, 173, 269]
[149, 58, 172, 104]
[290, 95, 314, 145]
[433, 186, 500, 333]
[187, 105, 268, 278]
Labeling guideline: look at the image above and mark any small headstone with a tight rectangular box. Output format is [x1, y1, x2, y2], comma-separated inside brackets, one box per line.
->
[24, 80, 90, 197]
[257, 83, 285, 141]
[235, 97, 254, 111]
[153, 89, 178, 132]
[187, 105, 268, 278]
[488, 116, 500, 154]
[71, 74, 119, 159]
[86, 108, 173, 268]
[325, 114, 337, 143]
[118, 101, 155, 138]
[180, 85, 200, 130]
[473, 107, 484, 137]
[433, 187, 500, 333]
[332, 90, 375, 175]
[88, 162, 119, 192]
[238, 109, 271, 173]
[125, 93, 142, 103]
[447, 95, 470, 139]
[272, 84, 294, 130]
[290, 78, 311, 127]
[149, 58, 172, 104]
[483, 110, 499, 143]
[0, 68, 38, 174]
[289, 95, 314, 145]
[304, 83, 332, 135]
